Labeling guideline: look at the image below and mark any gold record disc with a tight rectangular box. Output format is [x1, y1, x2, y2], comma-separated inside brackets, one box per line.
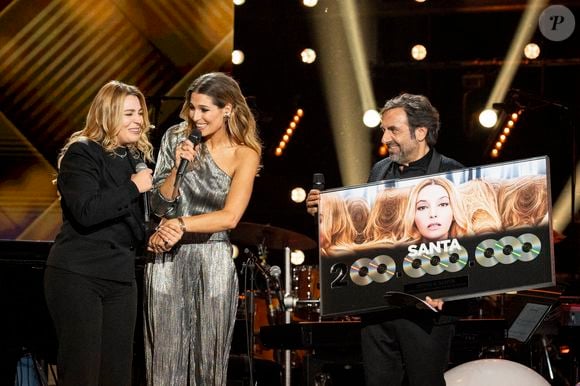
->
[475, 239, 499, 267]
[350, 258, 372, 286]
[368, 255, 396, 283]
[442, 245, 468, 273]
[422, 252, 445, 276]
[518, 233, 542, 262]
[403, 254, 426, 278]
[495, 236, 522, 264]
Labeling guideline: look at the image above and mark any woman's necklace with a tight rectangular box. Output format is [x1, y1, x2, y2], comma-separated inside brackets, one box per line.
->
[113, 147, 127, 158]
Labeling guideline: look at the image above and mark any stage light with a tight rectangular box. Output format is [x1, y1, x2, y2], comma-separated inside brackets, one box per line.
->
[231, 50, 245, 65]
[363, 109, 381, 128]
[291, 250, 305, 265]
[524, 43, 541, 59]
[274, 109, 304, 156]
[291, 187, 307, 203]
[379, 144, 388, 157]
[233, 0, 245, 6]
[411, 44, 427, 61]
[303, 0, 318, 7]
[479, 109, 498, 128]
[301, 48, 317, 64]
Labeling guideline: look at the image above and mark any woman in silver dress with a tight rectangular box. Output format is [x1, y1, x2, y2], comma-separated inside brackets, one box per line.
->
[144, 72, 261, 385]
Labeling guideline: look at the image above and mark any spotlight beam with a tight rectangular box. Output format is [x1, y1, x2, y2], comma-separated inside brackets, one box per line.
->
[484, 0, 548, 111]
[311, 1, 375, 185]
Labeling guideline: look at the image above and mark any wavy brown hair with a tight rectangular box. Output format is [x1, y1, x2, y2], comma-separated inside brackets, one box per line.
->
[178, 72, 262, 157]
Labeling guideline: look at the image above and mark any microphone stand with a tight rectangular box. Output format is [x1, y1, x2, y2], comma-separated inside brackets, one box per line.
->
[241, 252, 257, 386]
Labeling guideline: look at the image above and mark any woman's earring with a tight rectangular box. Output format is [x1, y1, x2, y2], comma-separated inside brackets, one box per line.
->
[224, 112, 231, 119]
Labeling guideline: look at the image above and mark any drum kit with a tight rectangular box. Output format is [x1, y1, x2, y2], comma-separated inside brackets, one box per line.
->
[230, 222, 320, 364]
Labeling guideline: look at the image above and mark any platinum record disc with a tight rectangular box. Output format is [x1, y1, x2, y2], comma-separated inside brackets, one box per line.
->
[518, 233, 542, 262]
[422, 252, 445, 276]
[350, 258, 372, 286]
[475, 239, 499, 267]
[368, 255, 396, 283]
[496, 236, 522, 264]
[403, 255, 426, 278]
[442, 246, 468, 272]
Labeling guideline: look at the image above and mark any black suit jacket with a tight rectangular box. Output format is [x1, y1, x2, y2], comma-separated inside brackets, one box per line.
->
[367, 148, 464, 183]
[47, 140, 144, 282]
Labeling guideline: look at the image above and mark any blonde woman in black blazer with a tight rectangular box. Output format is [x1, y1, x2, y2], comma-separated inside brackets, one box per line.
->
[45, 81, 154, 386]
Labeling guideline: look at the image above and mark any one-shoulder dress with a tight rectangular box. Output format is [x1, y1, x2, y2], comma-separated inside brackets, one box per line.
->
[144, 123, 238, 386]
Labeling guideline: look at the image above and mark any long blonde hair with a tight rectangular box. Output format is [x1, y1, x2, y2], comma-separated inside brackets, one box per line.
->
[178, 72, 262, 156]
[319, 193, 357, 250]
[57, 80, 153, 169]
[458, 179, 502, 233]
[403, 177, 471, 242]
[364, 187, 409, 244]
[498, 176, 548, 229]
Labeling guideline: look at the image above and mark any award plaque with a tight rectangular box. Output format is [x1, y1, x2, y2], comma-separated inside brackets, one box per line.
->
[318, 156, 555, 316]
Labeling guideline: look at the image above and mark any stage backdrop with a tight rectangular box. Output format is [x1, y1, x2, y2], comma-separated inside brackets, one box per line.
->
[318, 156, 555, 316]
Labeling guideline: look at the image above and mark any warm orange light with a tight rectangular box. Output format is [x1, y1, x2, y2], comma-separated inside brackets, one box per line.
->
[275, 148, 282, 156]
[500, 134, 506, 142]
[491, 149, 499, 157]
[503, 128, 511, 135]
[297, 109, 304, 117]
[511, 113, 519, 121]
[507, 120, 514, 128]
[495, 142, 502, 149]
[286, 128, 293, 135]
[279, 141, 286, 148]
[290, 122, 296, 129]
[283, 134, 289, 141]
[560, 345, 571, 354]
[379, 144, 388, 156]
[293, 115, 300, 122]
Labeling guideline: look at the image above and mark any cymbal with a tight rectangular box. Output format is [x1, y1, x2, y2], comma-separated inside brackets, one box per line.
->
[230, 222, 317, 250]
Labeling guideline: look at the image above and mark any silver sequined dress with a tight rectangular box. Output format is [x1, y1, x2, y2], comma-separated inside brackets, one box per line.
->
[144, 122, 238, 386]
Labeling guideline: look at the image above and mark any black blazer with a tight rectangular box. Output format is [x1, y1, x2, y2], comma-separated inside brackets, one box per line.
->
[367, 148, 464, 183]
[47, 140, 145, 282]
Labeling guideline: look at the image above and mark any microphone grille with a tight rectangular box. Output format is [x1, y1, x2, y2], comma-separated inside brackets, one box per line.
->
[135, 162, 148, 172]
[269, 265, 282, 277]
[189, 128, 202, 145]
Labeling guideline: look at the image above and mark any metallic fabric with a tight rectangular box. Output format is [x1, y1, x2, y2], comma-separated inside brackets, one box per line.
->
[144, 123, 237, 385]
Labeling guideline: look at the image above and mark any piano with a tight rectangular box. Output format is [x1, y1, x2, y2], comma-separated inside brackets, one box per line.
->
[0, 240, 56, 384]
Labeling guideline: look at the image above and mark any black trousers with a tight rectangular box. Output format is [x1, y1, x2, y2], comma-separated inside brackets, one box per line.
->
[44, 266, 137, 386]
[360, 309, 455, 386]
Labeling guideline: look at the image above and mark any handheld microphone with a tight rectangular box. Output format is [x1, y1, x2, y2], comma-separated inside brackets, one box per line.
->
[312, 173, 325, 190]
[135, 162, 150, 224]
[269, 265, 285, 311]
[173, 128, 203, 194]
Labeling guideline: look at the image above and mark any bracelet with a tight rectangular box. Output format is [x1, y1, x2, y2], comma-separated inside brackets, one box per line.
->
[177, 217, 187, 233]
